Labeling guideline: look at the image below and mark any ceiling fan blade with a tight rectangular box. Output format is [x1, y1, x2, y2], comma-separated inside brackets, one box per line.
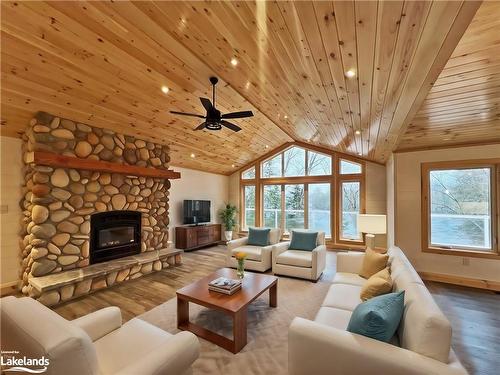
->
[194, 122, 207, 131]
[220, 120, 241, 132]
[200, 97, 213, 112]
[221, 110, 254, 119]
[170, 111, 205, 119]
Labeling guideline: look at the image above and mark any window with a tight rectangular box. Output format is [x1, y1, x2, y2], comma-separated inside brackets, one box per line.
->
[242, 166, 255, 179]
[340, 181, 361, 240]
[285, 184, 305, 232]
[423, 163, 497, 253]
[263, 185, 282, 228]
[243, 185, 256, 229]
[309, 183, 331, 236]
[308, 151, 332, 176]
[262, 154, 282, 178]
[340, 159, 362, 174]
[284, 147, 305, 176]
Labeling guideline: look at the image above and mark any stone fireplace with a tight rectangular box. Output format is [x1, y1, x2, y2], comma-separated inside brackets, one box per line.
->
[20, 112, 182, 305]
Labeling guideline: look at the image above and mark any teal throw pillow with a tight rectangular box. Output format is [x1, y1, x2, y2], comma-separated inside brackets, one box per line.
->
[247, 227, 271, 246]
[347, 291, 405, 343]
[289, 230, 318, 251]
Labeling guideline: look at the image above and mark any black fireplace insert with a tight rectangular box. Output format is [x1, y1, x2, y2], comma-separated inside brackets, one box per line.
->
[90, 211, 141, 264]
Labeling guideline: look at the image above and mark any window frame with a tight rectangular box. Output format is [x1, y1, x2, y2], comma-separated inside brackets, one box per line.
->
[239, 143, 367, 247]
[421, 160, 500, 259]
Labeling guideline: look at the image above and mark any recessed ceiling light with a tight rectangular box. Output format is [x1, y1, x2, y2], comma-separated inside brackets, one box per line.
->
[245, 81, 251, 89]
[161, 86, 169, 94]
[355, 130, 361, 135]
[284, 115, 288, 119]
[358, 152, 362, 156]
[230, 58, 238, 66]
[190, 153, 195, 158]
[265, 145, 269, 149]
[231, 164, 235, 168]
[345, 69, 356, 78]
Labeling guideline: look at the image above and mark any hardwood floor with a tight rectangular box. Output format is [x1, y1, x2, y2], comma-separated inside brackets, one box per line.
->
[53, 246, 499, 375]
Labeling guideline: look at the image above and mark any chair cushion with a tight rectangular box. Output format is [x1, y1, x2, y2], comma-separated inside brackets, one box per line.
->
[332, 272, 366, 286]
[289, 230, 318, 251]
[268, 228, 282, 245]
[276, 250, 312, 268]
[360, 267, 393, 301]
[359, 248, 389, 279]
[315, 307, 352, 330]
[322, 284, 363, 311]
[231, 246, 263, 261]
[347, 291, 405, 343]
[94, 318, 173, 374]
[248, 227, 271, 246]
[398, 283, 452, 363]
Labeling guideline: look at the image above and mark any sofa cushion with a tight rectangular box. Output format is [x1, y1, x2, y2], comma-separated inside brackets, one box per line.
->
[391, 256, 424, 292]
[289, 230, 318, 251]
[315, 307, 352, 330]
[248, 227, 270, 246]
[276, 250, 312, 268]
[360, 267, 393, 301]
[332, 272, 366, 286]
[95, 318, 174, 374]
[322, 284, 363, 311]
[359, 248, 389, 279]
[231, 246, 263, 261]
[347, 291, 405, 343]
[398, 283, 452, 363]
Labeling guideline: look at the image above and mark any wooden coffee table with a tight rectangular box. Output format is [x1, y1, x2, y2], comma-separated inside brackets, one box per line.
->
[176, 268, 278, 353]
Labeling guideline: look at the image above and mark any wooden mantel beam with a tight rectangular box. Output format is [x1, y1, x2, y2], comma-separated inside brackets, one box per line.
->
[31, 151, 181, 180]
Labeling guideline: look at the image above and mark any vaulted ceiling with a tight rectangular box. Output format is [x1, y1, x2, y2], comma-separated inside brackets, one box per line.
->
[0, 1, 491, 175]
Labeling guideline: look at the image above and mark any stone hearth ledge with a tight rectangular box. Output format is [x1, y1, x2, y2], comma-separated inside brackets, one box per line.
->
[30, 248, 182, 293]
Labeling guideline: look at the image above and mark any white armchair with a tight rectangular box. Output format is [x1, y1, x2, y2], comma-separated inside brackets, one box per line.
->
[0, 296, 199, 375]
[226, 228, 282, 272]
[272, 231, 326, 281]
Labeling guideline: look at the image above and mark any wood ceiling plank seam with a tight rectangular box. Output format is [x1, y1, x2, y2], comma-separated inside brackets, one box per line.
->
[429, 74, 500, 95]
[137, 1, 297, 144]
[332, 0, 362, 155]
[309, 1, 354, 152]
[372, 0, 433, 161]
[438, 57, 500, 79]
[422, 92, 500, 110]
[293, 2, 347, 148]
[444, 47, 500, 69]
[415, 105, 500, 120]
[367, 0, 405, 159]
[354, 0, 378, 157]
[388, 0, 480, 156]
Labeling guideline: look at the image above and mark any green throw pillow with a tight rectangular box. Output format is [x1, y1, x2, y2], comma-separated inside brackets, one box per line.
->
[289, 230, 318, 251]
[247, 227, 271, 246]
[347, 291, 405, 343]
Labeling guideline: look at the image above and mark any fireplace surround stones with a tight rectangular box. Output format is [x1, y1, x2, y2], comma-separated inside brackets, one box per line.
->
[19, 112, 180, 305]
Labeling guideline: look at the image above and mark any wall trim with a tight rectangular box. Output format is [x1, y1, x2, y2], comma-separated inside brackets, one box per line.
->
[419, 271, 500, 292]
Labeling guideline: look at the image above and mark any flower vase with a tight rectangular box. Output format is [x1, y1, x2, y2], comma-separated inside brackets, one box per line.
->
[237, 259, 245, 279]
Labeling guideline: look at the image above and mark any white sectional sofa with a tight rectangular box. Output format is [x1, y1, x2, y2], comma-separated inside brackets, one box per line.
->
[289, 246, 468, 375]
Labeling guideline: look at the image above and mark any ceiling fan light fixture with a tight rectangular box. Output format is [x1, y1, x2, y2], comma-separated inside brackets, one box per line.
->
[206, 122, 222, 130]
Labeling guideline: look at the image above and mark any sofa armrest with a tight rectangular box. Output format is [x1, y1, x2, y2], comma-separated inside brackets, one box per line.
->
[227, 237, 248, 251]
[272, 241, 290, 266]
[71, 306, 122, 341]
[289, 318, 467, 375]
[312, 245, 327, 280]
[114, 331, 200, 375]
[336, 251, 365, 274]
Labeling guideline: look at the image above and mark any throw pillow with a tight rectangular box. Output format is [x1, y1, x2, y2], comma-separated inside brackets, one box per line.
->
[360, 267, 393, 301]
[289, 230, 318, 251]
[359, 248, 389, 279]
[347, 291, 405, 343]
[247, 227, 271, 246]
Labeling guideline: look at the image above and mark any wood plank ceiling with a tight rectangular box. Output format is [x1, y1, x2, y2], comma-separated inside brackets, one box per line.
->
[0, 1, 482, 174]
[397, 1, 500, 151]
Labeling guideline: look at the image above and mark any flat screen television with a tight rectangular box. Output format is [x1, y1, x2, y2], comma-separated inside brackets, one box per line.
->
[183, 200, 211, 225]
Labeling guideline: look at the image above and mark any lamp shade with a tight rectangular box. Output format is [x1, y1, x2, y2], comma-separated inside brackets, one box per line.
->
[357, 214, 386, 234]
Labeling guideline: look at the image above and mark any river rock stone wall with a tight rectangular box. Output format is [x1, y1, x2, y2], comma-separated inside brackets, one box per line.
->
[20, 112, 172, 298]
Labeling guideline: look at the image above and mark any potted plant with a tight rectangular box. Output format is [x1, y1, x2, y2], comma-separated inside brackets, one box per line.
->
[219, 203, 237, 241]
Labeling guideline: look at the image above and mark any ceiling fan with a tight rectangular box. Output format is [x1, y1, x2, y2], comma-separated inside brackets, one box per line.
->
[170, 76, 253, 132]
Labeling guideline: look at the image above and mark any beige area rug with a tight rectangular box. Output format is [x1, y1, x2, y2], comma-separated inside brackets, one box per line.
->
[138, 275, 332, 375]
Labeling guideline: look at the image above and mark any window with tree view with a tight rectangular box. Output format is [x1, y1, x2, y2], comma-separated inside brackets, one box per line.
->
[243, 185, 255, 229]
[341, 181, 361, 240]
[429, 167, 492, 250]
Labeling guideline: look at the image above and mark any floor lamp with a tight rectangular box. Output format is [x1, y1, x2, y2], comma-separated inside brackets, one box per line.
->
[357, 214, 387, 251]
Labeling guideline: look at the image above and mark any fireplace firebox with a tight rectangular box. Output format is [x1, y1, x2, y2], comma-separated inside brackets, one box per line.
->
[90, 211, 141, 264]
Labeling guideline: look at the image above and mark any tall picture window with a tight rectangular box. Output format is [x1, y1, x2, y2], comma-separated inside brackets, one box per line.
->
[243, 185, 256, 229]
